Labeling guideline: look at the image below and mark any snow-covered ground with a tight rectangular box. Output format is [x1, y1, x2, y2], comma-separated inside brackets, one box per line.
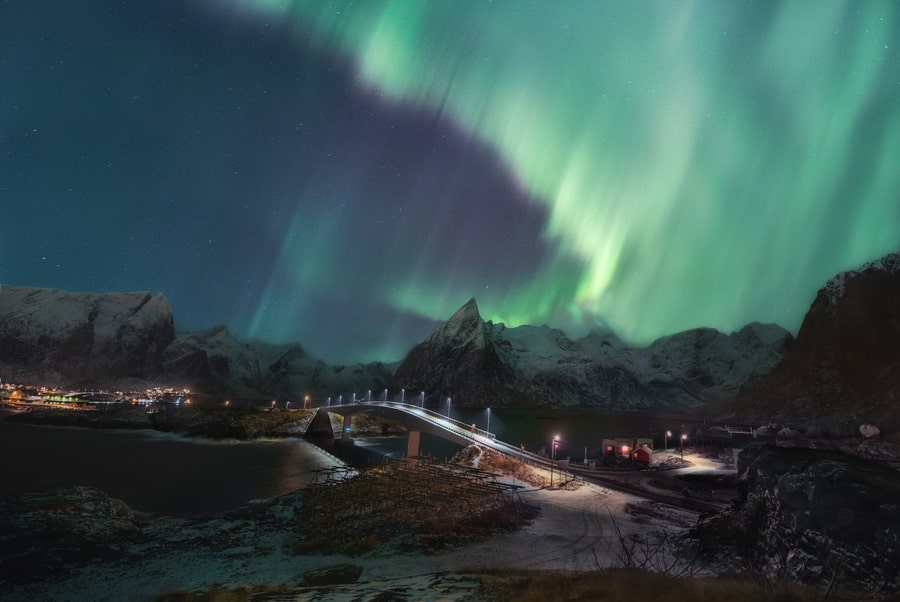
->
[5, 459, 700, 602]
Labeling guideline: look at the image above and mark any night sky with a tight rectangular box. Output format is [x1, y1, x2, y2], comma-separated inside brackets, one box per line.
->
[2, 1, 899, 364]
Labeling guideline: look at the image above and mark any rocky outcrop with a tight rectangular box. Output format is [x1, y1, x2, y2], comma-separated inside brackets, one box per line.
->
[694, 445, 900, 593]
[0, 486, 142, 584]
[0, 285, 176, 384]
[736, 252, 900, 427]
[389, 298, 792, 409]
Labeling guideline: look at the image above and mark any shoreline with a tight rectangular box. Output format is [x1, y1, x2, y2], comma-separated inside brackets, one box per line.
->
[5, 471, 692, 601]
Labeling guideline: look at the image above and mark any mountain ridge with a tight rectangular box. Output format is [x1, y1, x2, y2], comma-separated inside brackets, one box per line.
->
[3, 251, 897, 415]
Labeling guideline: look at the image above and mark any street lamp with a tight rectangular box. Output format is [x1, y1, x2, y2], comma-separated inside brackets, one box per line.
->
[400, 389, 405, 404]
[486, 407, 491, 435]
[419, 392, 425, 407]
[446, 397, 451, 419]
[665, 430, 672, 451]
[550, 434, 560, 486]
[304, 395, 309, 409]
[681, 433, 687, 464]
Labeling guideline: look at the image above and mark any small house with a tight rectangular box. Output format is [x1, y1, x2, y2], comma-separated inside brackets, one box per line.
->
[613, 437, 632, 456]
[632, 444, 653, 464]
[634, 437, 653, 451]
[601, 438, 617, 456]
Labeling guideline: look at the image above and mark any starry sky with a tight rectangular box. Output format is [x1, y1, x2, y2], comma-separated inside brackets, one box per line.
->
[2, 1, 899, 364]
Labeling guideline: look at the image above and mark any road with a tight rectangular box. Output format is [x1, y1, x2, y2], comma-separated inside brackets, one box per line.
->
[561, 452, 736, 514]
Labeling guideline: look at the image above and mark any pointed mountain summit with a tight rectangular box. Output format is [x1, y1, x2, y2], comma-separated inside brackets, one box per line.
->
[390, 296, 792, 409]
[426, 297, 487, 349]
[388, 298, 519, 406]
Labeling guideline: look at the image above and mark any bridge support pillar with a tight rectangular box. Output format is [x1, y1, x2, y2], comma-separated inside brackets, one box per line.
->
[406, 430, 421, 459]
[341, 415, 352, 441]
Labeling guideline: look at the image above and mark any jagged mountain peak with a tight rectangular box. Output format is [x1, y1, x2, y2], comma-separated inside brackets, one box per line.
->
[426, 297, 488, 349]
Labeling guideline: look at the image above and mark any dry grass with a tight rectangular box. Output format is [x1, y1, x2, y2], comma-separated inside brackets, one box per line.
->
[474, 568, 882, 601]
[295, 458, 537, 554]
[152, 568, 889, 602]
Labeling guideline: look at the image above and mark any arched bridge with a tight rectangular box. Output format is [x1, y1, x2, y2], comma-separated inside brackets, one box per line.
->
[305, 400, 536, 462]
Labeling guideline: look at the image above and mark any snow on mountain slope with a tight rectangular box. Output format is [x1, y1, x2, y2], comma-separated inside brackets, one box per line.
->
[391, 296, 793, 409]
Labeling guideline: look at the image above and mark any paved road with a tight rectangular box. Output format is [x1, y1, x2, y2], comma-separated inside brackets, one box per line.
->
[561, 453, 736, 514]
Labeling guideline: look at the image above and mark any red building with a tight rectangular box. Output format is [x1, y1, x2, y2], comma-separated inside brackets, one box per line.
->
[632, 444, 653, 464]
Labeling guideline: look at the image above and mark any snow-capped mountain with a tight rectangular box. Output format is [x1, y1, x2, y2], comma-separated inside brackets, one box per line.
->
[6, 250, 895, 414]
[0, 285, 175, 385]
[389, 298, 792, 410]
[0, 285, 392, 398]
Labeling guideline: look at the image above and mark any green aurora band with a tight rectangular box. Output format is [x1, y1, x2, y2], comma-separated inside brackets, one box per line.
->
[228, 0, 900, 345]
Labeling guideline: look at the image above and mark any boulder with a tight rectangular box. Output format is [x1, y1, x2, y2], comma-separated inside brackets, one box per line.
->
[694, 445, 900, 593]
[0, 486, 142, 584]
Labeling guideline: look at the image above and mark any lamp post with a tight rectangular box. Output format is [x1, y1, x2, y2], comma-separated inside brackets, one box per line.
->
[550, 434, 560, 486]
[304, 395, 309, 409]
[446, 397, 451, 419]
[400, 389, 405, 404]
[665, 430, 671, 451]
[486, 407, 491, 435]
[681, 433, 687, 464]
[419, 392, 425, 407]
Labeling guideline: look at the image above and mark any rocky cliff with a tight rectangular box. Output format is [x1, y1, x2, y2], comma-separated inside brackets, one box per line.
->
[0, 285, 176, 386]
[694, 444, 900, 593]
[736, 252, 900, 427]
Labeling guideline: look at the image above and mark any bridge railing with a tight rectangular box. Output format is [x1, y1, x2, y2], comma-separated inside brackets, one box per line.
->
[317, 399, 563, 467]
[368, 400, 498, 441]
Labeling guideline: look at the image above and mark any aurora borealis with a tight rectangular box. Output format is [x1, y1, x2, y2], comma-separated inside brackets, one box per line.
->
[2, 1, 899, 364]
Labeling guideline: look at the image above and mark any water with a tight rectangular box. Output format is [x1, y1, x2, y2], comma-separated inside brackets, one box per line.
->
[0, 417, 335, 516]
[0, 408, 689, 515]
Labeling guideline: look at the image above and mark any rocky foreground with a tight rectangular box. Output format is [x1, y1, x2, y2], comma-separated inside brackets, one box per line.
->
[2, 440, 899, 600]
[694, 443, 900, 594]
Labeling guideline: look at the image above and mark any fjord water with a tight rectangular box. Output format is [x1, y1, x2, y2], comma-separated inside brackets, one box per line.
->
[0, 408, 683, 515]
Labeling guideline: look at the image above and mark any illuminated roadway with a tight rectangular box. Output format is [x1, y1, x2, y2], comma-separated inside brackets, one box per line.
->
[308, 400, 729, 513]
